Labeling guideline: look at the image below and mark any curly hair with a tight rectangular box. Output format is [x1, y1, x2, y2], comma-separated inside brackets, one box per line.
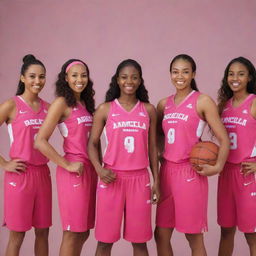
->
[55, 59, 95, 114]
[169, 54, 199, 91]
[218, 57, 256, 115]
[105, 59, 149, 103]
[16, 54, 46, 95]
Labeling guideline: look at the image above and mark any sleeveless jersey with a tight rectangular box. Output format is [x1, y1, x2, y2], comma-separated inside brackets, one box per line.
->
[221, 94, 256, 164]
[58, 103, 93, 162]
[103, 99, 150, 170]
[162, 90, 206, 163]
[8, 96, 48, 165]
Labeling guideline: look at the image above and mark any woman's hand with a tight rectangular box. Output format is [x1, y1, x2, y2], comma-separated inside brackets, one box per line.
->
[151, 181, 160, 204]
[241, 162, 256, 176]
[97, 167, 116, 184]
[3, 159, 26, 174]
[195, 164, 222, 176]
[66, 161, 84, 176]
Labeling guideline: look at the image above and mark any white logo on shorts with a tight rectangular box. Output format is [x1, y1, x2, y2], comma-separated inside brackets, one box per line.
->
[9, 182, 17, 187]
[186, 178, 195, 182]
[251, 192, 256, 196]
[244, 181, 254, 186]
[73, 183, 81, 187]
[99, 184, 107, 189]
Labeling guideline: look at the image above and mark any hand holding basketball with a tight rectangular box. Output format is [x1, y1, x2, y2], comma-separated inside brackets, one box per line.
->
[190, 141, 220, 176]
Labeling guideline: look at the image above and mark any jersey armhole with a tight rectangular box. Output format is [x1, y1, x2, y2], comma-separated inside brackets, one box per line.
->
[104, 102, 113, 126]
[7, 97, 19, 124]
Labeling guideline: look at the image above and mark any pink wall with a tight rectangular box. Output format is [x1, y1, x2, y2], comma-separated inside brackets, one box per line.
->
[0, 0, 255, 255]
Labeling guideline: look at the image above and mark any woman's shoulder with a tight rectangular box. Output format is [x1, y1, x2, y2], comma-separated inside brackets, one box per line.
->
[0, 97, 16, 112]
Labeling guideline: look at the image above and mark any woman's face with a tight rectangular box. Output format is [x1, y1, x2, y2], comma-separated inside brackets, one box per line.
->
[65, 64, 88, 97]
[117, 65, 141, 96]
[21, 64, 46, 95]
[170, 59, 195, 91]
[227, 62, 251, 93]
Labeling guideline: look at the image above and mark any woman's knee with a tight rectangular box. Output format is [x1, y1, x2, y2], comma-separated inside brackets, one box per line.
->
[131, 242, 147, 250]
[97, 241, 113, 250]
[34, 228, 49, 239]
[220, 227, 236, 239]
[63, 230, 90, 244]
[245, 233, 256, 248]
[154, 227, 173, 243]
[9, 231, 26, 247]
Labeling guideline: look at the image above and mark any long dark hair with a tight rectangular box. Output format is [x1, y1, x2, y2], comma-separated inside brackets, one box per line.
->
[169, 54, 199, 91]
[55, 59, 95, 114]
[218, 57, 256, 115]
[16, 54, 46, 95]
[105, 59, 149, 103]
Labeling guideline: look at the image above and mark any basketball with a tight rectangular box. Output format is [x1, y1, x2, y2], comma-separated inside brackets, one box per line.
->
[189, 141, 219, 167]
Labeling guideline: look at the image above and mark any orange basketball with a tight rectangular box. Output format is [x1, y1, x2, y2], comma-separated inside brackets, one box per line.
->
[189, 141, 219, 167]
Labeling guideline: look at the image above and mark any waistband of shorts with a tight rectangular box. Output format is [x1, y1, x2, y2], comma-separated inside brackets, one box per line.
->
[226, 157, 256, 166]
[64, 154, 92, 165]
[163, 159, 191, 167]
[104, 165, 148, 176]
[25, 163, 48, 168]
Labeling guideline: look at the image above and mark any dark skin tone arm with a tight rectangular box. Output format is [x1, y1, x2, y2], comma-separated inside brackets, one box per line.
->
[241, 98, 256, 175]
[0, 99, 26, 173]
[156, 98, 167, 163]
[88, 103, 116, 184]
[144, 103, 160, 203]
[35, 97, 84, 176]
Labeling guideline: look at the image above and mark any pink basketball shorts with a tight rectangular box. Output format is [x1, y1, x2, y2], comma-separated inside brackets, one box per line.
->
[4, 164, 52, 231]
[218, 162, 256, 233]
[156, 160, 208, 233]
[95, 167, 152, 243]
[56, 160, 97, 232]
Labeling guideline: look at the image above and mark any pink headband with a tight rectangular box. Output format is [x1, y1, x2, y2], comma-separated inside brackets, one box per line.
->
[65, 61, 85, 73]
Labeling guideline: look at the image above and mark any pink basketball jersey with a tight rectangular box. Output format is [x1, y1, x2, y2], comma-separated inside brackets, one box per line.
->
[221, 94, 256, 163]
[103, 99, 150, 170]
[58, 103, 93, 162]
[162, 91, 206, 163]
[8, 96, 48, 165]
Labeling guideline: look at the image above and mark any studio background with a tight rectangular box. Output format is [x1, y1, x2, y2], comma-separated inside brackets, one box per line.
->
[0, 0, 255, 255]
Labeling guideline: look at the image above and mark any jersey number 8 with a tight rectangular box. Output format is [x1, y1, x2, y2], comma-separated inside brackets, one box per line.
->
[124, 136, 135, 153]
[167, 128, 175, 144]
[229, 132, 237, 150]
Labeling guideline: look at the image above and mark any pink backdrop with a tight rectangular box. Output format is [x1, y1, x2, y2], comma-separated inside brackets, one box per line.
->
[0, 0, 255, 255]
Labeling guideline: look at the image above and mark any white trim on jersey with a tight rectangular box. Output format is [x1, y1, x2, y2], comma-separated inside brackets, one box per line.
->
[103, 127, 108, 157]
[250, 146, 256, 157]
[58, 122, 68, 138]
[196, 119, 206, 137]
[7, 123, 14, 145]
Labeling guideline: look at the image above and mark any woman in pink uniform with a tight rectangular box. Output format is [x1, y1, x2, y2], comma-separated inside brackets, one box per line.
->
[0, 54, 52, 256]
[35, 59, 97, 256]
[154, 54, 230, 256]
[88, 59, 160, 256]
[217, 57, 256, 256]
